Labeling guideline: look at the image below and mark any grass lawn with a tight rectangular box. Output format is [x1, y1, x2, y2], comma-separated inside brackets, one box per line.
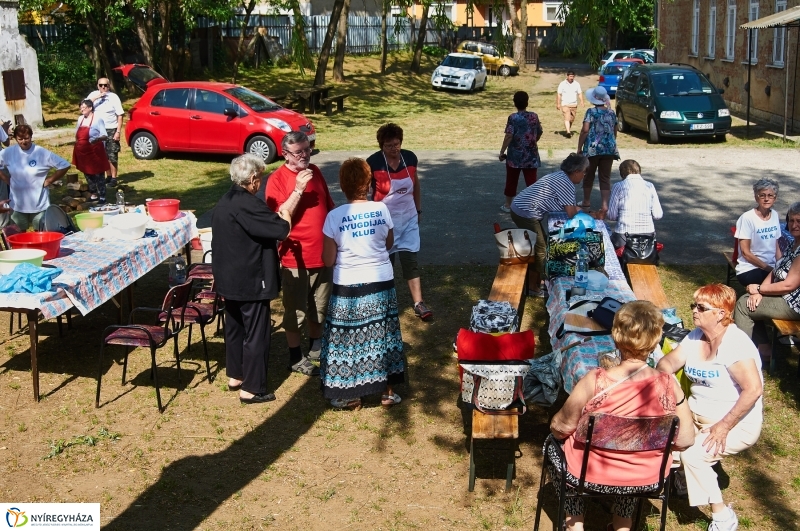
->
[0, 53, 797, 530]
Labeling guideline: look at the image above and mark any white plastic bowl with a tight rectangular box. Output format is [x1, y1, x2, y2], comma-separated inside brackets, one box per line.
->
[109, 213, 149, 240]
[0, 249, 47, 275]
[89, 205, 121, 226]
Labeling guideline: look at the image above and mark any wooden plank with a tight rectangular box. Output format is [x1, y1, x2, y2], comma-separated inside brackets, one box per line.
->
[472, 410, 519, 439]
[773, 319, 800, 336]
[627, 263, 669, 309]
[488, 263, 528, 313]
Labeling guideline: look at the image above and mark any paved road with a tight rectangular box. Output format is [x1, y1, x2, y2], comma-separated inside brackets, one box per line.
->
[310, 148, 800, 265]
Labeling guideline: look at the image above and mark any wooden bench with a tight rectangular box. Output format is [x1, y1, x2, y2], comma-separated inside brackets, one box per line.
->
[723, 251, 736, 285]
[770, 319, 800, 376]
[627, 263, 669, 309]
[320, 93, 349, 116]
[488, 262, 529, 313]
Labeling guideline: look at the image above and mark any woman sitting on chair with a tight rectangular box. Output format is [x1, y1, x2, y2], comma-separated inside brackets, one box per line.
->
[548, 301, 694, 531]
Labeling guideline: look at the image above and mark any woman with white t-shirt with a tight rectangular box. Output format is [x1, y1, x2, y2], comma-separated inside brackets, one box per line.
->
[734, 178, 781, 287]
[321, 158, 405, 410]
[658, 284, 763, 531]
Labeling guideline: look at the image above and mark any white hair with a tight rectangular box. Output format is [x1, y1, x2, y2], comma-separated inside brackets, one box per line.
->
[229, 154, 265, 186]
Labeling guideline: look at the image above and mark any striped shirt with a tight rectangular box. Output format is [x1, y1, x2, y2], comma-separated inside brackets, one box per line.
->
[774, 244, 800, 313]
[606, 174, 663, 235]
[510, 170, 577, 220]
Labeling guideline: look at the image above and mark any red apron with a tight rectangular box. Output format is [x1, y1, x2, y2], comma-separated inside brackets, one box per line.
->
[72, 115, 109, 175]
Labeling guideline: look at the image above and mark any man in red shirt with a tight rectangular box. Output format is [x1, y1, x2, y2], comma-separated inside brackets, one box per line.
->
[264, 132, 334, 375]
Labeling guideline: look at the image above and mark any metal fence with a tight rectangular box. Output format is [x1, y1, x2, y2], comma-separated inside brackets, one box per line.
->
[19, 23, 71, 51]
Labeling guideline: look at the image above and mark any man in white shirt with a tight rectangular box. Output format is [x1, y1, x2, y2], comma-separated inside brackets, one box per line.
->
[556, 71, 584, 137]
[87, 77, 123, 187]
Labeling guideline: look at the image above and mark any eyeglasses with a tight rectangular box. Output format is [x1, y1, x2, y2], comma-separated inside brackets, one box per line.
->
[690, 302, 722, 313]
[757, 193, 776, 199]
[286, 147, 311, 157]
[98, 84, 109, 88]
[383, 142, 402, 150]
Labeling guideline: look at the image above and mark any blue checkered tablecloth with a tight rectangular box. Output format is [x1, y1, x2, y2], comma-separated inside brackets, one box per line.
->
[0, 214, 193, 319]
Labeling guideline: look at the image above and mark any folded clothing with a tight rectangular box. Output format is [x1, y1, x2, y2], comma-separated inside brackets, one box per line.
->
[0, 263, 63, 293]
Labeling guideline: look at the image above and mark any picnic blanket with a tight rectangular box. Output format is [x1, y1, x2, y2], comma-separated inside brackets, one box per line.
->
[0, 214, 192, 319]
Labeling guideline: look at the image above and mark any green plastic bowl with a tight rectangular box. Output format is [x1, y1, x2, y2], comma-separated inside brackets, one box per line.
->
[0, 249, 47, 275]
[75, 212, 105, 230]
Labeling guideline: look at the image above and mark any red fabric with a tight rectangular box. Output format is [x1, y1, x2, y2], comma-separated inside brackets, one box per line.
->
[730, 226, 739, 262]
[456, 328, 535, 361]
[504, 165, 537, 197]
[265, 164, 334, 269]
[563, 370, 676, 487]
[106, 325, 168, 347]
[72, 116, 110, 175]
[369, 152, 419, 203]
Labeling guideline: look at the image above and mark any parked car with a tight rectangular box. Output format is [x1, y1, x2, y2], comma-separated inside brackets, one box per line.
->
[615, 64, 731, 143]
[598, 61, 639, 97]
[115, 64, 316, 163]
[455, 41, 519, 76]
[431, 53, 488, 92]
[630, 51, 655, 64]
[598, 50, 634, 72]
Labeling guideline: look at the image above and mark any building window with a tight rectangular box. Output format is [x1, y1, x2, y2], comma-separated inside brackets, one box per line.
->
[725, 0, 736, 59]
[708, 2, 717, 57]
[692, 0, 700, 55]
[390, 5, 402, 15]
[773, 0, 787, 65]
[543, 2, 564, 23]
[748, 0, 759, 63]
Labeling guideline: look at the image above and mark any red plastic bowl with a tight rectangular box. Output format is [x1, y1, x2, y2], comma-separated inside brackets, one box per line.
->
[7, 231, 65, 260]
[147, 199, 181, 222]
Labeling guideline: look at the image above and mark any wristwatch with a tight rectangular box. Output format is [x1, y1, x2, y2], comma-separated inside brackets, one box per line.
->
[756, 285, 761, 293]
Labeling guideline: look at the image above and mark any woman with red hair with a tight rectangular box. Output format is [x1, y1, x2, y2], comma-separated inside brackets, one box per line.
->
[658, 283, 763, 531]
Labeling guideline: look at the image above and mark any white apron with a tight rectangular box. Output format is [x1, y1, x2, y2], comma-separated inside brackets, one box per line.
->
[380, 152, 420, 254]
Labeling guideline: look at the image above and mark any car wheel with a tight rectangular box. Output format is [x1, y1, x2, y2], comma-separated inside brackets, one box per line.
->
[131, 132, 159, 160]
[482, 77, 487, 90]
[469, 80, 476, 93]
[648, 118, 661, 144]
[617, 108, 630, 133]
[499, 65, 511, 77]
[715, 133, 728, 142]
[246, 135, 277, 164]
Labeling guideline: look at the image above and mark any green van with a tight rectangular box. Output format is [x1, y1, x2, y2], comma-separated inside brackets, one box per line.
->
[615, 64, 731, 143]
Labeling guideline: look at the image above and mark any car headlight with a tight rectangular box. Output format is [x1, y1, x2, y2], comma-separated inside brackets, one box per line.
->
[718, 109, 730, 117]
[265, 118, 292, 132]
[462, 72, 474, 80]
[660, 111, 681, 119]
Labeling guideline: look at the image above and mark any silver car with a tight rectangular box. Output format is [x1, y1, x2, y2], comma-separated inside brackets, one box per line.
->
[431, 53, 487, 93]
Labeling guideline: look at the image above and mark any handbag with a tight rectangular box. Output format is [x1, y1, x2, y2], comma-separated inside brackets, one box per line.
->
[545, 226, 606, 279]
[620, 233, 659, 266]
[555, 299, 609, 339]
[470, 299, 519, 334]
[588, 296, 624, 330]
[495, 228, 537, 265]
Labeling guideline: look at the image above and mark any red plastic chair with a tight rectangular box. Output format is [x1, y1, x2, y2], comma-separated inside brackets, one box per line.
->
[95, 280, 194, 412]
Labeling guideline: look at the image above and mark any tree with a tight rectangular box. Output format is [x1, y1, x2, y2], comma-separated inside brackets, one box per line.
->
[504, 0, 527, 68]
[379, 0, 390, 74]
[408, 3, 429, 74]
[332, 0, 352, 82]
[313, 0, 346, 86]
[231, 0, 258, 83]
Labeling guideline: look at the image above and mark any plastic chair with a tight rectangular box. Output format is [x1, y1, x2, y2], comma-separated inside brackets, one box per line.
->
[724, 226, 739, 286]
[533, 413, 679, 531]
[95, 280, 194, 412]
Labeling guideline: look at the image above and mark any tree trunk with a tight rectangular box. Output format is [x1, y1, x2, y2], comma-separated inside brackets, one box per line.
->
[518, 0, 527, 69]
[85, 12, 118, 92]
[130, 4, 155, 67]
[380, 0, 388, 74]
[290, 1, 314, 73]
[232, 0, 258, 83]
[313, 0, 346, 86]
[409, 4, 429, 74]
[156, 1, 173, 79]
[333, 0, 351, 82]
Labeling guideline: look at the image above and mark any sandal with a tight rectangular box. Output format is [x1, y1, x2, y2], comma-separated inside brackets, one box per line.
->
[331, 397, 362, 410]
[580, 202, 592, 211]
[381, 393, 402, 407]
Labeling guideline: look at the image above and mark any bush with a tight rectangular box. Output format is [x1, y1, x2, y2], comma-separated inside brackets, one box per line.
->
[37, 26, 94, 94]
[422, 45, 448, 58]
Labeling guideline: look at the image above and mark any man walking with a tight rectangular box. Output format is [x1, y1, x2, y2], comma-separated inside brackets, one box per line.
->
[264, 132, 335, 376]
[556, 70, 584, 138]
[87, 77, 124, 186]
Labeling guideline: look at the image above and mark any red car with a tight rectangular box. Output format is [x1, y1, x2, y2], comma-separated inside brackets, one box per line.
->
[115, 64, 316, 163]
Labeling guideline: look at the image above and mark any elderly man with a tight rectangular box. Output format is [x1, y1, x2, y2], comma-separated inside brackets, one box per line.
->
[213, 154, 312, 403]
[556, 70, 584, 138]
[264, 131, 335, 376]
[87, 77, 124, 186]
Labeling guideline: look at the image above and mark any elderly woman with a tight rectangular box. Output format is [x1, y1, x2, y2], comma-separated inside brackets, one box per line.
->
[72, 99, 109, 203]
[321, 158, 405, 410]
[367, 123, 432, 321]
[550, 301, 694, 531]
[735, 202, 800, 361]
[734, 178, 781, 287]
[498, 90, 543, 213]
[659, 284, 763, 531]
[0, 125, 70, 231]
[606, 159, 663, 252]
[577, 86, 619, 219]
[212, 154, 311, 404]
[510, 152, 589, 296]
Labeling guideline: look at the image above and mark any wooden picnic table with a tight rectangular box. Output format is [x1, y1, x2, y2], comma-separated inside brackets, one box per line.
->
[294, 85, 331, 114]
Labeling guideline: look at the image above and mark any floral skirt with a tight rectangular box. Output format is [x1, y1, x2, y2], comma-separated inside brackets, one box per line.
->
[320, 279, 405, 400]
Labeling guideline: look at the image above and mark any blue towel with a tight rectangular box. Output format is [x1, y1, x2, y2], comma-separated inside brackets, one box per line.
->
[0, 263, 63, 293]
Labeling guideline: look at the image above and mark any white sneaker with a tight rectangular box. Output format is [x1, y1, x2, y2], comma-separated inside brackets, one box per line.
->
[500, 205, 511, 213]
[308, 338, 321, 361]
[708, 505, 738, 531]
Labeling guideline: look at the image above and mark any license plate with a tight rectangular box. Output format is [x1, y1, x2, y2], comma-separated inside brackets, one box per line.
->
[611, 86, 617, 91]
[690, 123, 714, 130]
[307, 133, 316, 141]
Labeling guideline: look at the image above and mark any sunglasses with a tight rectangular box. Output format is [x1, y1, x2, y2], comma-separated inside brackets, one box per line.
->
[690, 302, 722, 313]
[98, 84, 109, 88]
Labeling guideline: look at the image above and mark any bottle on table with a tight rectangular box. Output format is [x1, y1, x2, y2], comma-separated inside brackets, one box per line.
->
[116, 189, 125, 213]
[173, 255, 187, 285]
[572, 243, 589, 296]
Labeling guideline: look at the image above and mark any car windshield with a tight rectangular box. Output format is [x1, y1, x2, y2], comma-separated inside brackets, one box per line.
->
[441, 56, 480, 69]
[602, 52, 613, 61]
[224, 86, 281, 112]
[652, 72, 716, 96]
[603, 65, 627, 76]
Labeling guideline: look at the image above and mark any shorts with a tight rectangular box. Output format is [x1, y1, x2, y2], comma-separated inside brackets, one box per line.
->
[389, 251, 420, 280]
[561, 105, 577, 124]
[281, 266, 333, 332]
[105, 128, 121, 166]
[510, 212, 546, 275]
